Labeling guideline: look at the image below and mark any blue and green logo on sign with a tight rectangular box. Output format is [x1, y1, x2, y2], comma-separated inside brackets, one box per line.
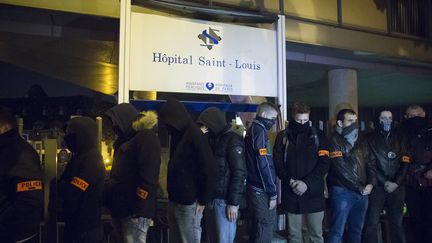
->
[198, 27, 222, 50]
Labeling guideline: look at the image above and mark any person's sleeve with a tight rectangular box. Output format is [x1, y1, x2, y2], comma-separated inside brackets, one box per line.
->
[0, 151, 43, 230]
[366, 138, 386, 185]
[135, 134, 161, 213]
[394, 133, 410, 185]
[196, 131, 218, 205]
[365, 142, 378, 186]
[273, 131, 291, 182]
[328, 139, 361, 192]
[226, 135, 247, 206]
[303, 134, 330, 191]
[251, 125, 277, 199]
[0, 176, 43, 226]
[58, 153, 104, 213]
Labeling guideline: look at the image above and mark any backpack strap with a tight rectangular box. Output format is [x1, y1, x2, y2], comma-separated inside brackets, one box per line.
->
[282, 133, 289, 165]
[310, 126, 319, 148]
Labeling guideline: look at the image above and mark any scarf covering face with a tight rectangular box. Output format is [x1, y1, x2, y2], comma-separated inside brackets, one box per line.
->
[256, 116, 276, 130]
[290, 119, 309, 133]
[404, 117, 428, 132]
[379, 120, 392, 133]
[336, 123, 359, 146]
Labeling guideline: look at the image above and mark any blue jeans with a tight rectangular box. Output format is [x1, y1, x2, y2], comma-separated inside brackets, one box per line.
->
[112, 216, 151, 243]
[327, 186, 368, 243]
[205, 199, 237, 243]
[167, 201, 203, 243]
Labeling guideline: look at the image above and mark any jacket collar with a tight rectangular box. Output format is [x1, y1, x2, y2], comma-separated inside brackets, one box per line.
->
[253, 119, 266, 129]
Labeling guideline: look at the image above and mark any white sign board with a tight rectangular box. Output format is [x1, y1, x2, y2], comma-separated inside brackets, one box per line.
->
[129, 13, 277, 96]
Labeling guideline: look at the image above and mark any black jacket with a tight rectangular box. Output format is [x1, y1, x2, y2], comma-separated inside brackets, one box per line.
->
[244, 120, 277, 199]
[273, 126, 330, 214]
[327, 132, 377, 193]
[159, 98, 217, 205]
[197, 107, 246, 206]
[105, 105, 161, 218]
[58, 117, 105, 232]
[403, 121, 432, 187]
[366, 129, 409, 186]
[0, 129, 43, 242]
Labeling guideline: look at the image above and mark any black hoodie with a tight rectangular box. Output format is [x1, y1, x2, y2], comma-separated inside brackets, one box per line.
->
[105, 104, 161, 218]
[105, 103, 139, 152]
[58, 117, 105, 232]
[159, 98, 218, 205]
[0, 128, 43, 242]
[197, 107, 246, 206]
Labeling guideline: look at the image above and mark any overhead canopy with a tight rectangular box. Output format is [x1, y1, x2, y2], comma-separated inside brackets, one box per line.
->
[1, 4, 432, 107]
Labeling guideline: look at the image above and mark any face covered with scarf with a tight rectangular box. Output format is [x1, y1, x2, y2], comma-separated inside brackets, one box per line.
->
[336, 112, 359, 146]
[404, 106, 428, 131]
[377, 110, 393, 133]
[290, 113, 310, 133]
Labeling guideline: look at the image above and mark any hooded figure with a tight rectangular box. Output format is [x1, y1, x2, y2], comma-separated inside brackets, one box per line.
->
[58, 116, 105, 243]
[0, 107, 43, 243]
[105, 103, 161, 243]
[105, 103, 139, 152]
[197, 107, 246, 243]
[159, 98, 217, 205]
[159, 98, 217, 243]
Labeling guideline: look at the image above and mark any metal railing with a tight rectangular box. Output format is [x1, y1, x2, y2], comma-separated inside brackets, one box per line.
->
[389, 0, 432, 38]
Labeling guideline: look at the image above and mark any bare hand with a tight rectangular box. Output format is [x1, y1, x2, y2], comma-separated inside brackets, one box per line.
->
[226, 205, 239, 222]
[200, 126, 209, 134]
[424, 170, 432, 180]
[293, 180, 308, 196]
[289, 179, 296, 187]
[384, 181, 398, 193]
[362, 184, 373, 195]
[269, 199, 277, 210]
[196, 204, 205, 215]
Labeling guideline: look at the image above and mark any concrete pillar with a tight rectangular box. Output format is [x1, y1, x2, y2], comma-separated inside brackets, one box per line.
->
[328, 69, 358, 123]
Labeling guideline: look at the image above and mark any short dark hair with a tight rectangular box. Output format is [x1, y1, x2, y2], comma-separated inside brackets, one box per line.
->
[336, 109, 356, 123]
[0, 106, 17, 128]
[291, 102, 310, 117]
[377, 109, 392, 119]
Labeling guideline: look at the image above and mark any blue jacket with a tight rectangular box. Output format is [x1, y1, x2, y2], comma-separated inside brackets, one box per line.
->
[245, 120, 277, 199]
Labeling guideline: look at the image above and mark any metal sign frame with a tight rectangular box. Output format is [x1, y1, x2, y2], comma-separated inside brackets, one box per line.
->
[118, 0, 286, 121]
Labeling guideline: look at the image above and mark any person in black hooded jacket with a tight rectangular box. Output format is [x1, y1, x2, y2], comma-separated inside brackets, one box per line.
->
[197, 107, 246, 243]
[105, 103, 161, 243]
[0, 106, 43, 243]
[59, 116, 105, 243]
[159, 98, 217, 243]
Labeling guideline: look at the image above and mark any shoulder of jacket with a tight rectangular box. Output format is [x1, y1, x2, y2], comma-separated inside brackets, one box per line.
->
[227, 132, 244, 145]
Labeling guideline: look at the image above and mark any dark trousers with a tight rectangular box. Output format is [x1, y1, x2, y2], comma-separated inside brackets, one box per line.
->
[247, 187, 276, 243]
[405, 185, 432, 243]
[362, 185, 405, 243]
[64, 224, 104, 243]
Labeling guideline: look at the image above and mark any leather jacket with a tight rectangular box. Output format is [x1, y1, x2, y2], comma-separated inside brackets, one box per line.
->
[366, 129, 409, 186]
[404, 125, 432, 187]
[327, 132, 377, 193]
